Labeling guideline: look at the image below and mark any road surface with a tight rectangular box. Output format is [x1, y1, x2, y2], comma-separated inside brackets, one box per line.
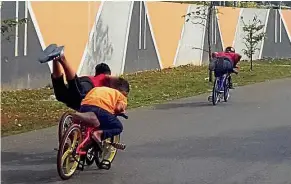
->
[2, 78, 291, 184]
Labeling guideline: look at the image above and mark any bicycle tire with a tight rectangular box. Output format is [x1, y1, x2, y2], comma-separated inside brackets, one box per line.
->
[57, 124, 83, 180]
[224, 75, 230, 102]
[212, 78, 219, 106]
[58, 111, 73, 143]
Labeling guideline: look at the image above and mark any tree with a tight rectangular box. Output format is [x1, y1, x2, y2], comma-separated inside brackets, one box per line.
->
[1, 2, 28, 41]
[183, 1, 216, 82]
[241, 14, 266, 71]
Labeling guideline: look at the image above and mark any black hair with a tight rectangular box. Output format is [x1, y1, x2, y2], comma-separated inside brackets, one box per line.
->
[95, 63, 111, 76]
[113, 77, 130, 94]
[225, 46, 235, 53]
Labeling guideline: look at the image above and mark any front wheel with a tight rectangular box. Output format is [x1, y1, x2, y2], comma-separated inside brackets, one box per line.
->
[57, 124, 83, 180]
[212, 78, 219, 106]
[95, 135, 121, 168]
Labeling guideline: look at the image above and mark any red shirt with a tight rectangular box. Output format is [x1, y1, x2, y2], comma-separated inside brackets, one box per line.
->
[87, 74, 108, 87]
[213, 52, 241, 65]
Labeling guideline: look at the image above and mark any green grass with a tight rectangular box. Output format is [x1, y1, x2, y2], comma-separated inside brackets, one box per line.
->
[2, 59, 291, 137]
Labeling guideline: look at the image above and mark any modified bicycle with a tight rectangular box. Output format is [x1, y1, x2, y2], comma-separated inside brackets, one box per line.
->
[56, 112, 128, 180]
[208, 73, 231, 105]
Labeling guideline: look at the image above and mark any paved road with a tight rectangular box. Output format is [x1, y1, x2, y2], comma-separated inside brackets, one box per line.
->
[2, 78, 291, 184]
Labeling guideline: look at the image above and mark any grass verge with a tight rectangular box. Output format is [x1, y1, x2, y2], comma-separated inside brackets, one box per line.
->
[2, 60, 291, 136]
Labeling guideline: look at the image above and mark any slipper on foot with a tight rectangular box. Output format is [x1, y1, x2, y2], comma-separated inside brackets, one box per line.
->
[38, 44, 57, 63]
[38, 44, 64, 63]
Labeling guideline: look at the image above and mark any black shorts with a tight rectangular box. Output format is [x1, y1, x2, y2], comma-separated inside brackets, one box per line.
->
[51, 75, 94, 110]
[79, 105, 123, 140]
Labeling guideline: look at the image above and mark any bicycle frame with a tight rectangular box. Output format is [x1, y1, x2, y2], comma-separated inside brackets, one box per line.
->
[76, 126, 95, 155]
[68, 113, 128, 156]
[216, 73, 229, 92]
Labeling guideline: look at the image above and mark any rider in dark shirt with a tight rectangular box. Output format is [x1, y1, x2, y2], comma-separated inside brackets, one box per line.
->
[39, 44, 113, 110]
[211, 46, 242, 89]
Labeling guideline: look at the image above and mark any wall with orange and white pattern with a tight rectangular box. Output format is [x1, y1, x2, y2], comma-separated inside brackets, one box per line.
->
[2, 1, 291, 90]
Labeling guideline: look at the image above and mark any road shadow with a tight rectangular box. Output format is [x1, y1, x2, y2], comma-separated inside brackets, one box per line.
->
[129, 126, 291, 163]
[154, 101, 219, 110]
[1, 151, 59, 184]
[1, 150, 110, 184]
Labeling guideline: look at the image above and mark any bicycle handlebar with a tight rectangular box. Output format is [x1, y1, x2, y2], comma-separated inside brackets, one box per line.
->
[116, 113, 128, 119]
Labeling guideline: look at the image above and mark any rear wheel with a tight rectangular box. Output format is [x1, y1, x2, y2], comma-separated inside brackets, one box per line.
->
[58, 111, 73, 143]
[212, 78, 219, 106]
[57, 124, 82, 180]
[95, 135, 121, 168]
[224, 76, 230, 102]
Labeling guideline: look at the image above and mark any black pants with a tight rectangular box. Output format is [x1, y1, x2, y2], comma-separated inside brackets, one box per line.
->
[52, 75, 93, 110]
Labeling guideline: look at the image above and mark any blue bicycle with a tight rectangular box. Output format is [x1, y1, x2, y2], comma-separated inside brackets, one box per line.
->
[210, 73, 230, 105]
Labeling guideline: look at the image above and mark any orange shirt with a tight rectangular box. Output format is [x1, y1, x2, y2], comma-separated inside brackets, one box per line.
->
[81, 87, 127, 114]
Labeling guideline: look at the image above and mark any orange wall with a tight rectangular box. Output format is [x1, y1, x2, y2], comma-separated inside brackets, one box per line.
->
[217, 7, 241, 49]
[31, 2, 101, 72]
[146, 2, 188, 68]
[282, 10, 291, 39]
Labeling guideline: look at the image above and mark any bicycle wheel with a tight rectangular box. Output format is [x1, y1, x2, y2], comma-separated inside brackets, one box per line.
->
[224, 76, 230, 102]
[58, 111, 73, 143]
[57, 124, 83, 180]
[95, 134, 121, 168]
[212, 78, 219, 106]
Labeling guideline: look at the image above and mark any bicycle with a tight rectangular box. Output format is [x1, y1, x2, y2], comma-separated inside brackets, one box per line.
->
[56, 112, 128, 180]
[209, 73, 230, 105]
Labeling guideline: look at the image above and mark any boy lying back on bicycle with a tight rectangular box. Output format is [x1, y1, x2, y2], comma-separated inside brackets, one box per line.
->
[39, 44, 116, 110]
[210, 46, 241, 89]
[74, 77, 130, 144]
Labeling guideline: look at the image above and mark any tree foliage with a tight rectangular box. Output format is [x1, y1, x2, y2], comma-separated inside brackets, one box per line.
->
[1, 18, 28, 41]
[241, 15, 266, 71]
[183, 2, 217, 82]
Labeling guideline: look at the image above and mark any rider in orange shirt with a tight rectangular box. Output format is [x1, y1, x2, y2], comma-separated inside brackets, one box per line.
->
[75, 78, 130, 145]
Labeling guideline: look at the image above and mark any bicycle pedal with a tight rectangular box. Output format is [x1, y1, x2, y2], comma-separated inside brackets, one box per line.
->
[100, 159, 111, 170]
[54, 148, 58, 151]
[77, 158, 85, 171]
[111, 143, 126, 150]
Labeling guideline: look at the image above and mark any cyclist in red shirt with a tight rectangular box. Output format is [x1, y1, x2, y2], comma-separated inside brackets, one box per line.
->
[211, 46, 242, 89]
[39, 44, 116, 110]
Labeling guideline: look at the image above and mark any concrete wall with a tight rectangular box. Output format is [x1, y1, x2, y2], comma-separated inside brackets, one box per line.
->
[1, 1, 50, 90]
[2, 1, 291, 90]
[79, 1, 133, 76]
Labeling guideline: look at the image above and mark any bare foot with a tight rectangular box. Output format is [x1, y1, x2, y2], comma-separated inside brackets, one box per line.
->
[92, 130, 103, 143]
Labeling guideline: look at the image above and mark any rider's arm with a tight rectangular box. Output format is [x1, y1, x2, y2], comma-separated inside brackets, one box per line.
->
[236, 53, 242, 62]
[114, 96, 127, 114]
[115, 101, 127, 114]
[212, 52, 217, 58]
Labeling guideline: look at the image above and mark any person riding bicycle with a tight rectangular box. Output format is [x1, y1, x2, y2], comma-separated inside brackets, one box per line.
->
[39, 44, 117, 110]
[211, 46, 242, 89]
[73, 77, 130, 146]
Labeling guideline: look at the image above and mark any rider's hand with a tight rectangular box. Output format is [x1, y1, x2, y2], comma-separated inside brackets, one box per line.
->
[114, 102, 126, 114]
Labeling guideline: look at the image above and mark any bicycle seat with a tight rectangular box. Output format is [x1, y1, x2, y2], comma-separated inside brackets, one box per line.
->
[72, 112, 100, 127]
